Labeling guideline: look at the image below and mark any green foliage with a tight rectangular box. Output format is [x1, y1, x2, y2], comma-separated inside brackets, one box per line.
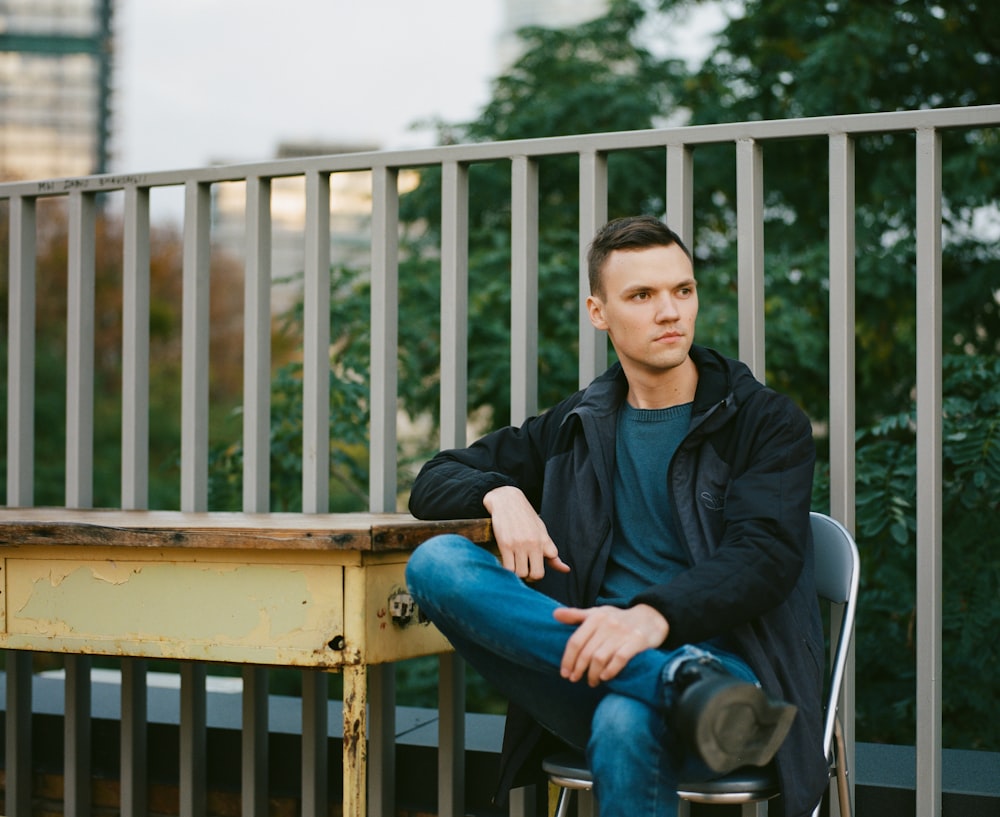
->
[208, 265, 372, 512]
[814, 354, 1000, 748]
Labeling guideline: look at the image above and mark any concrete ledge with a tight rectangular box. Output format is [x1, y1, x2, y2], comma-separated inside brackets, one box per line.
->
[855, 742, 1000, 817]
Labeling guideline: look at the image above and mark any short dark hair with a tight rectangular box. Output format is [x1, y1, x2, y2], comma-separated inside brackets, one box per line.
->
[587, 215, 692, 296]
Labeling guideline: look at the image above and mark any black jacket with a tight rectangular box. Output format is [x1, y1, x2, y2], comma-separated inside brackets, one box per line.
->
[409, 345, 829, 817]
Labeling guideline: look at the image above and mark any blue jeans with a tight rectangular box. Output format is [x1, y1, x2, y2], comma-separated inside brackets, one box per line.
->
[405, 534, 759, 817]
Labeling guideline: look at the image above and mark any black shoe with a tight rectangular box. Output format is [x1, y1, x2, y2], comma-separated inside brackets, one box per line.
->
[671, 658, 797, 774]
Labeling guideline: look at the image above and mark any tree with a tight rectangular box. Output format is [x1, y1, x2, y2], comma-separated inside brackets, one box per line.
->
[208, 0, 1000, 740]
[669, 0, 999, 424]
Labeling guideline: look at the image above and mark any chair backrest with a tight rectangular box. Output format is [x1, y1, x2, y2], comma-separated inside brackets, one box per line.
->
[809, 512, 861, 757]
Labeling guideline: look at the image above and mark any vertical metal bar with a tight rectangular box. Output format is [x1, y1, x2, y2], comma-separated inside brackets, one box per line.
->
[7, 196, 36, 507]
[368, 664, 395, 817]
[242, 175, 272, 817]
[578, 151, 608, 388]
[302, 169, 333, 816]
[179, 662, 207, 817]
[121, 185, 151, 510]
[828, 132, 857, 815]
[302, 170, 331, 513]
[369, 165, 400, 511]
[736, 138, 766, 379]
[5, 651, 33, 817]
[301, 669, 329, 817]
[827, 133, 858, 566]
[511, 155, 539, 424]
[243, 176, 272, 513]
[666, 144, 694, 249]
[438, 159, 469, 817]
[120, 658, 148, 817]
[64, 654, 92, 817]
[437, 653, 466, 817]
[508, 783, 535, 817]
[242, 666, 269, 817]
[369, 165, 401, 817]
[180, 181, 211, 512]
[439, 160, 470, 450]
[915, 126, 943, 817]
[66, 190, 96, 508]
[121, 187, 152, 817]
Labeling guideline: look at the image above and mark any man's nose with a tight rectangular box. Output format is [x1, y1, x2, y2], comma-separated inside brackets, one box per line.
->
[655, 294, 680, 320]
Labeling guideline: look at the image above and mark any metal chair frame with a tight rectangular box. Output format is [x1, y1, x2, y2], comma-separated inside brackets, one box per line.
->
[543, 511, 861, 817]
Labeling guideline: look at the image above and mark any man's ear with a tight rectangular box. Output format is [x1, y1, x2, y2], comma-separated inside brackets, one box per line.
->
[586, 294, 608, 331]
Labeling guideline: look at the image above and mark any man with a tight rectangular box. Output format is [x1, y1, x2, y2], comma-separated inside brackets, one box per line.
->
[406, 215, 829, 817]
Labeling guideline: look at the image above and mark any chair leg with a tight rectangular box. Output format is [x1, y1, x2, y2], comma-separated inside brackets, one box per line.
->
[578, 788, 597, 817]
[553, 787, 573, 817]
[740, 800, 769, 817]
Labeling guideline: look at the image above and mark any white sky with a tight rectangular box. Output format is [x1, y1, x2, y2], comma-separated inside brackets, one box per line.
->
[114, 1, 729, 176]
[115, 0, 505, 173]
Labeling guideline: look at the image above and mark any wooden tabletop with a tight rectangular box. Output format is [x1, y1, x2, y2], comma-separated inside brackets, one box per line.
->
[0, 508, 493, 552]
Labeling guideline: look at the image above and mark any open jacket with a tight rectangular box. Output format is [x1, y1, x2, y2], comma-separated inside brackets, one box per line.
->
[408, 345, 829, 817]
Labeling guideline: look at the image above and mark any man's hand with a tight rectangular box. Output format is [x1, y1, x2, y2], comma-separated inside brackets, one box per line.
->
[554, 603, 669, 687]
[483, 486, 571, 581]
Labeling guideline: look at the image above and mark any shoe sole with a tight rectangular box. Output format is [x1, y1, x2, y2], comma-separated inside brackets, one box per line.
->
[688, 682, 797, 774]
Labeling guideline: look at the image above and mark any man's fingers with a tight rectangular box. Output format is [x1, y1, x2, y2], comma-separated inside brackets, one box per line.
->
[555, 605, 662, 685]
[545, 546, 572, 573]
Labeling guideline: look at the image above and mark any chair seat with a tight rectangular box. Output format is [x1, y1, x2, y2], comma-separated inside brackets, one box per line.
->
[677, 765, 779, 805]
[542, 751, 778, 804]
[542, 751, 593, 789]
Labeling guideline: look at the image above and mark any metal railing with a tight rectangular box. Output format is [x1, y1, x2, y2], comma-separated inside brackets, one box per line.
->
[2, 103, 999, 817]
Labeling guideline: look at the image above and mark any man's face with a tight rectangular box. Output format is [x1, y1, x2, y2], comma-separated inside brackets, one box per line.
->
[586, 244, 698, 377]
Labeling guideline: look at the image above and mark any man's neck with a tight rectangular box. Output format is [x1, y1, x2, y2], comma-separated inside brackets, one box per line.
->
[624, 356, 699, 410]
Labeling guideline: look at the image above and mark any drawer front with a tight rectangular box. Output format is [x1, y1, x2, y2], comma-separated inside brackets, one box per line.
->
[2, 555, 347, 666]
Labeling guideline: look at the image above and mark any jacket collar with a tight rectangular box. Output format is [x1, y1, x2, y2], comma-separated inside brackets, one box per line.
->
[570, 344, 762, 421]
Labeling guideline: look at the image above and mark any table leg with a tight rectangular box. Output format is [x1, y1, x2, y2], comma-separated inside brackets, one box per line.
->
[343, 663, 368, 817]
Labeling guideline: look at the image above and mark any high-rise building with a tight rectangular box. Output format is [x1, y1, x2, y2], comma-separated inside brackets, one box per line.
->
[0, 0, 114, 181]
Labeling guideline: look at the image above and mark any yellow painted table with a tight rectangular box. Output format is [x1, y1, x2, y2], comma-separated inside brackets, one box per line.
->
[0, 507, 492, 817]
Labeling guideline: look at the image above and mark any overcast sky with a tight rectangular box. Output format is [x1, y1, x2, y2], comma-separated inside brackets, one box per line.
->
[114, 1, 730, 177]
[115, 0, 505, 174]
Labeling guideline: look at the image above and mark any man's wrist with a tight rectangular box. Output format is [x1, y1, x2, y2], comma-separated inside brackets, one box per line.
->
[483, 484, 520, 513]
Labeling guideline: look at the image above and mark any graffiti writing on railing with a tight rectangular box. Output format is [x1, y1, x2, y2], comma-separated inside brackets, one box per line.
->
[36, 174, 149, 194]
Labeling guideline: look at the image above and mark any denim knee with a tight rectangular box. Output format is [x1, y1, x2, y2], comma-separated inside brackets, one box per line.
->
[405, 534, 475, 603]
[590, 692, 665, 751]
[588, 693, 680, 816]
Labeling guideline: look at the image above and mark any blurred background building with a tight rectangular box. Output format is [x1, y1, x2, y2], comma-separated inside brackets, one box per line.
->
[0, 0, 113, 180]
